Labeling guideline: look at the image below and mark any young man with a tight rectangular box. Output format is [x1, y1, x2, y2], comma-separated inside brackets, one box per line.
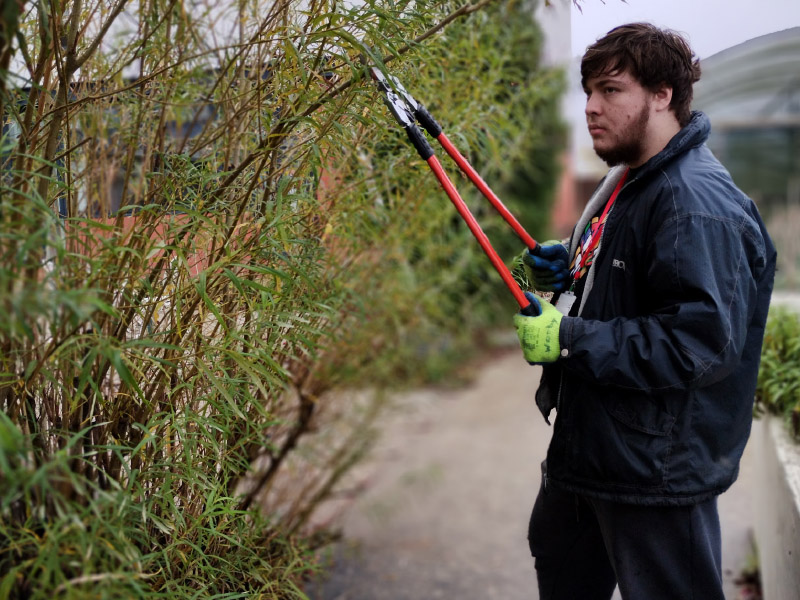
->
[514, 23, 776, 599]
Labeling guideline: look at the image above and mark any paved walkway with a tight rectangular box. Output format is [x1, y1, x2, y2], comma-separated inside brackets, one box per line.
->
[307, 345, 755, 600]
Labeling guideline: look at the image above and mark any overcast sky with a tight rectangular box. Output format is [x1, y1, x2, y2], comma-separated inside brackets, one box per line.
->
[571, 0, 800, 60]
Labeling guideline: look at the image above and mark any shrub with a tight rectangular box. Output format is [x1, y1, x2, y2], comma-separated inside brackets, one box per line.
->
[0, 0, 564, 597]
[755, 306, 800, 438]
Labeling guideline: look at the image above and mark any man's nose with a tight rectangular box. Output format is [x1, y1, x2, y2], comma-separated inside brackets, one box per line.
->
[585, 94, 600, 117]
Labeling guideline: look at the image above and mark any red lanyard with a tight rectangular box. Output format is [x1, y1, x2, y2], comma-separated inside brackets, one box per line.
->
[573, 168, 629, 280]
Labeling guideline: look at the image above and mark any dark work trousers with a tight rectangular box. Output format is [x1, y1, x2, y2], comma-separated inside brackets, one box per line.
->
[527, 468, 724, 600]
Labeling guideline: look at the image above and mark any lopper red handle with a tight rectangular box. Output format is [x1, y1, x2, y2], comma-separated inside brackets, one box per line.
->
[436, 133, 538, 252]
[426, 156, 532, 311]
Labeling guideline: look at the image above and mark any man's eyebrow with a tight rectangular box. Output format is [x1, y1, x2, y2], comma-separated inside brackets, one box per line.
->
[589, 77, 627, 88]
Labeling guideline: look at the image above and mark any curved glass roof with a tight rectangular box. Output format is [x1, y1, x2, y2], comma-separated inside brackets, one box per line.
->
[694, 27, 800, 128]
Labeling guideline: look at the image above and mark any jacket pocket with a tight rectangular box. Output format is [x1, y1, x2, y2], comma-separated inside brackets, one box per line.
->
[604, 394, 676, 487]
[607, 396, 676, 436]
[569, 393, 677, 490]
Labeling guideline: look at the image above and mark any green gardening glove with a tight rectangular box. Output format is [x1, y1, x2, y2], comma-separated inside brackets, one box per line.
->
[513, 292, 564, 364]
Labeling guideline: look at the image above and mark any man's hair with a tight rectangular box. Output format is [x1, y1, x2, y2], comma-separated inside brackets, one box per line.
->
[580, 23, 702, 127]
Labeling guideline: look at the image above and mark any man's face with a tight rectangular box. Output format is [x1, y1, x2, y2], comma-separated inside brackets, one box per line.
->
[583, 70, 652, 166]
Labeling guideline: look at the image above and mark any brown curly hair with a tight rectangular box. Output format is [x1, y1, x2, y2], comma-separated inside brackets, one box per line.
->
[580, 23, 702, 127]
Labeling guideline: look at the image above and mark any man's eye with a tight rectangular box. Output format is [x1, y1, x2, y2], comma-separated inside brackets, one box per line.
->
[605, 87, 618, 94]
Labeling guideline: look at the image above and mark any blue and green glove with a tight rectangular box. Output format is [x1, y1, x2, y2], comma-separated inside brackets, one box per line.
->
[514, 292, 563, 364]
[520, 240, 570, 292]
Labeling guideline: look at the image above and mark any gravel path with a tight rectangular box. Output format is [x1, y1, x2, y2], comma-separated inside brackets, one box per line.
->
[306, 345, 755, 600]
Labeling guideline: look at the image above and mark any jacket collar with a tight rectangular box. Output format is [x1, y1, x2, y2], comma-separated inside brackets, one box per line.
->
[632, 111, 710, 179]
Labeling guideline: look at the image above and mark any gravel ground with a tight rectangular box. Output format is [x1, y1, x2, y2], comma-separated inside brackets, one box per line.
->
[306, 345, 756, 600]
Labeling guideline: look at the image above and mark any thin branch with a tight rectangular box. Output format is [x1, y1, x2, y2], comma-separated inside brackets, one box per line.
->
[215, 0, 502, 199]
[72, 0, 130, 71]
[396, 0, 498, 54]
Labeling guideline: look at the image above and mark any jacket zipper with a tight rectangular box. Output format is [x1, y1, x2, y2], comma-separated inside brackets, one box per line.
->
[551, 175, 635, 485]
[551, 172, 635, 482]
[556, 370, 564, 413]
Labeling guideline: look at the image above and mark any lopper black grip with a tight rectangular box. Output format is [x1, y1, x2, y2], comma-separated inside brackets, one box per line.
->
[520, 302, 539, 317]
[415, 105, 443, 137]
[405, 125, 435, 160]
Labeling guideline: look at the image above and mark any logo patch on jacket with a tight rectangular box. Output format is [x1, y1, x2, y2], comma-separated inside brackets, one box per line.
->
[612, 259, 626, 271]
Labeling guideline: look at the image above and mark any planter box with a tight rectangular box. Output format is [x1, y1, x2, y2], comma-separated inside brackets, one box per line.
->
[752, 415, 800, 600]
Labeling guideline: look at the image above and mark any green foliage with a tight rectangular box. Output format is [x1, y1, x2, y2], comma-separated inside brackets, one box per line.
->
[755, 307, 800, 438]
[1, 0, 564, 596]
[412, 0, 567, 261]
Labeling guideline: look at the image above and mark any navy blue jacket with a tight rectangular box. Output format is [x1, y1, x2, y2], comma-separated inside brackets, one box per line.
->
[538, 112, 777, 506]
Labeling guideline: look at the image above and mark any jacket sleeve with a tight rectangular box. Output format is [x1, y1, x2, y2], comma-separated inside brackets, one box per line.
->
[558, 210, 769, 392]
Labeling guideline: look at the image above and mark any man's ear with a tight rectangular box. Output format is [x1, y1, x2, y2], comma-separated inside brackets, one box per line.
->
[653, 83, 673, 112]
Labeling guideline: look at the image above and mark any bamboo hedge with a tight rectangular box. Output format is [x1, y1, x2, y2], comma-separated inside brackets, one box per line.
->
[0, 0, 564, 596]
[755, 306, 800, 439]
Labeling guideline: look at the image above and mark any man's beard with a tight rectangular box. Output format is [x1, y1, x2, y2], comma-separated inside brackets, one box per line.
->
[594, 101, 650, 166]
